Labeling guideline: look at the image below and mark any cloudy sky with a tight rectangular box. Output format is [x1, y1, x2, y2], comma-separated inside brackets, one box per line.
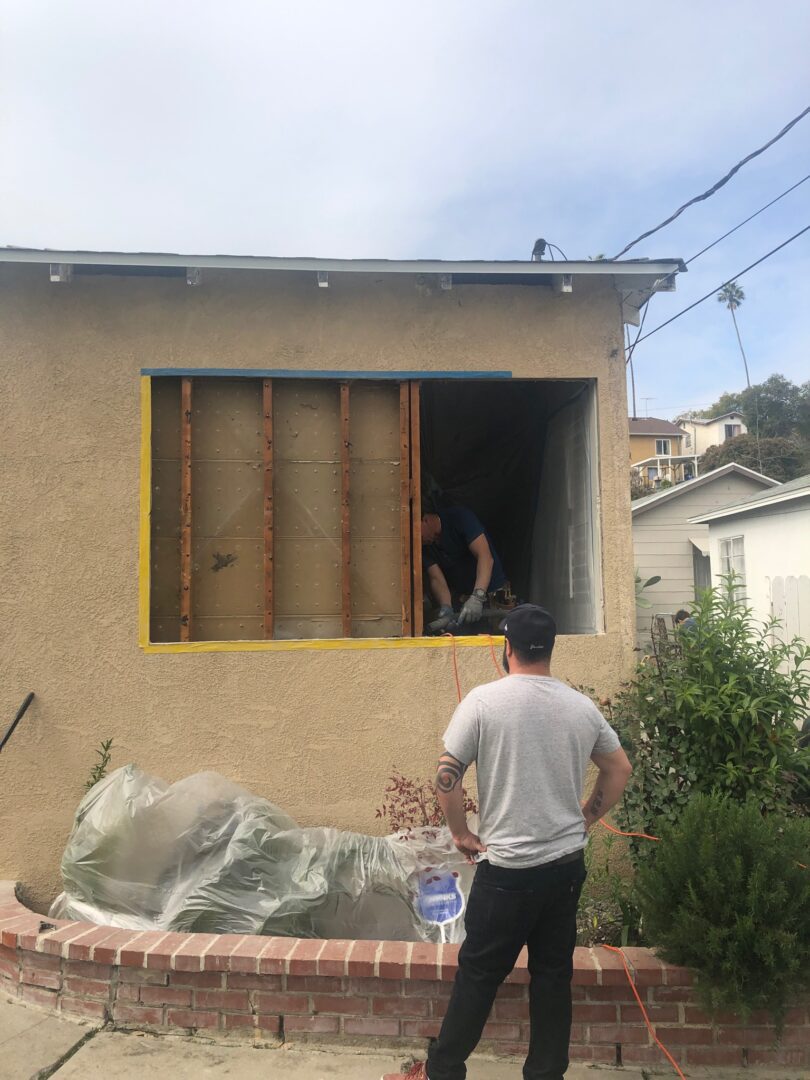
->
[2, 1, 808, 417]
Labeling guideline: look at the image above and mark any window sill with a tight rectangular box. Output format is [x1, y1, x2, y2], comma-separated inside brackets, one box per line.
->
[140, 634, 506, 654]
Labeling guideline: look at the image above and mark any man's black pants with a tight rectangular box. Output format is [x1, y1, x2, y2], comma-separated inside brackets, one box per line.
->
[426, 852, 586, 1080]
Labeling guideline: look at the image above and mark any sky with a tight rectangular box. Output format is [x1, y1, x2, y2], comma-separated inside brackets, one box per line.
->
[1, 0, 808, 419]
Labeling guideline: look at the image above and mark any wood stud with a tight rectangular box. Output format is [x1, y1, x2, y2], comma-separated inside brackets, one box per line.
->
[340, 383, 351, 638]
[263, 379, 274, 639]
[399, 383, 413, 636]
[409, 381, 423, 637]
[179, 377, 193, 641]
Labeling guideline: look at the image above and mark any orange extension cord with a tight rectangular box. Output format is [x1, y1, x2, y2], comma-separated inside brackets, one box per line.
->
[438, 634, 684, 1076]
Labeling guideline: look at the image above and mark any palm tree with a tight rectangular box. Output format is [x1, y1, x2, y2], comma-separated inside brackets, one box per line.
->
[717, 281, 751, 387]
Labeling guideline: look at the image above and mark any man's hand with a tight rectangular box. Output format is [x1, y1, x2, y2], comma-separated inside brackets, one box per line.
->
[458, 589, 486, 625]
[451, 828, 487, 864]
[428, 604, 455, 632]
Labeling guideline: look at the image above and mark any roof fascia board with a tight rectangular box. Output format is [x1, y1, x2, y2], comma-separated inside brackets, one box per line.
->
[0, 248, 685, 278]
[689, 486, 809, 523]
[632, 463, 777, 517]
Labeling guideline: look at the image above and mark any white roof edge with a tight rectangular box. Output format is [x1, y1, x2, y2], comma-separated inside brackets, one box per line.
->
[689, 482, 810, 524]
[0, 247, 686, 277]
[632, 463, 779, 516]
[675, 410, 744, 424]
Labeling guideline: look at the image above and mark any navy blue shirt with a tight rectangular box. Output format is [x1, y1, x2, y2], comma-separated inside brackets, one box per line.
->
[424, 507, 507, 596]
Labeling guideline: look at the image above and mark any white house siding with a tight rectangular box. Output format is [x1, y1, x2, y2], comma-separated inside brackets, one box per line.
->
[678, 414, 747, 455]
[633, 472, 771, 642]
[706, 500, 810, 641]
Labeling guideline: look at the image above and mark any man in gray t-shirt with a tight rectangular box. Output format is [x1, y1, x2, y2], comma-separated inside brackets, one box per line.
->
[420, 604, 632, 1080]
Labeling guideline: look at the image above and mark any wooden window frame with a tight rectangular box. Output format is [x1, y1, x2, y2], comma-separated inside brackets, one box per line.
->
[139, 373, 472, 653]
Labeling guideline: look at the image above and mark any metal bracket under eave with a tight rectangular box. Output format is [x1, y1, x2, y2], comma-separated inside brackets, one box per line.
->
[553, 274, 573, 294]
[49, 263, 72, 283]
[186, 268, 202, 286]
[317, 271, 329, 288]
[439, 273, 453, 291]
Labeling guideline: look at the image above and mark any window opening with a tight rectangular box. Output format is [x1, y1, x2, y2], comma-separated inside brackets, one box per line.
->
[655, 438, 671, 455]
[719, 535, 746, 588]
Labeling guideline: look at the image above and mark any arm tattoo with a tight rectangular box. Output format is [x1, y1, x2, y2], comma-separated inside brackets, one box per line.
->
[588, 787, 605, 819]
[435, 753, 466, 794]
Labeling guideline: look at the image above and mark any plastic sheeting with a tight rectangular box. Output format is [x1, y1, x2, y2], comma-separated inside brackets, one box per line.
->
[49, 766, 475, 943]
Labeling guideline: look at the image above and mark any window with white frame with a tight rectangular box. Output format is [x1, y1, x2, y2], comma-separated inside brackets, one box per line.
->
[655, 438, 671, 455]
[719, 535, 745, 586]
[724, 423, 742, 440]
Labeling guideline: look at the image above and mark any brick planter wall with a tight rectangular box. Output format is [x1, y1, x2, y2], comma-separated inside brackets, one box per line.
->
[1, 882, 807, 1070]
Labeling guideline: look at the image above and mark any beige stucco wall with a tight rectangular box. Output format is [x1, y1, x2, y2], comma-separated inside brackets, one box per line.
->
[0, 265, 636, 911]
[629, 433, 685, 464]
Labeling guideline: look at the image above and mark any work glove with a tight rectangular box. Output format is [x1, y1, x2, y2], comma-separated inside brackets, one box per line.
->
[428, 605, 455, 633]
[458, 589, 487, 626]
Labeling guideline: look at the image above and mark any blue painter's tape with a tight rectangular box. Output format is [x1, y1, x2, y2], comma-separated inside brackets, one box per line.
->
[140, 368, 512, 380]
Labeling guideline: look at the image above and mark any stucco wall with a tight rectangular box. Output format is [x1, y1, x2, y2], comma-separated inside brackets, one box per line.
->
[0, 265, 635, 910]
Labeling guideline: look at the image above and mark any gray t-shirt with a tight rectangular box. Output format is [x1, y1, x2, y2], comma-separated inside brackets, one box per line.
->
[443, 674, 621, 868]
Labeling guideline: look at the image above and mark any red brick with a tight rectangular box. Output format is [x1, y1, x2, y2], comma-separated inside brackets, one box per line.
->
[113, 1004, 164, 1026]
[93, 931, 142, 965]
[622, 948, 664, 986]
[682, 1005, 713, 1024]
[0, 944, 17, 962]
[589, 1024, 650, 1045]
[619, 1002, 678, 1024]
[195, 989, 250, 1011]
[780, 1023, 810, 1045]
[683, 1046, 743, 1066]
[20, 967, 62, 990]
[0, 919, 35, 949]
[716, 1025, 776, 1045]
[288, 939, 325, 976]
[593, 947, 627, 986]
[344, 1017, 400, 1036]
[402, 1019, 441, 1038]
[647, 985, 691, 1003]
[228, 935, 269, 974]
[166, 1009, 219, 1029]
[350, 976, 405, 997]
[255, 991, 310, 1014]
[663, 964, 692, 985]
[62, 976, 110, 999]
[439, 943, 460, 982]
[431, 998, 448, 1019]
[21, 950, 62, 971]
[586, 985, 640, 1003]
[619, 1045, 672, 1065]
[402, 978, 451, 998]
[409, 943, 439, 981]
[316, 939, 352, 977]
[312, 994, 368, 1015]
[573, 1003, 618, 1023]
[66, 926, 121, 961]
[572, 947, 599, 985]
[171, 933, 221, 972]
[144, 933, 191, 970]
[167, 970, 223, 988]
[481, 1021, 521, 1041]
[119, 932, 165, 967]
[283, 1015, 339, 1033]
[221, 1013, 256, 1031]
[378, 940, 410, 981]
[61, 995, 108, 1020]
[19, 984, 59, 1009]
[286, 974, 342, 993]
[0, 959, 19, 982]
[346, 940, 378, 978]
[495, 983, 528, 1000]
[653, 1024, 713, 1045]
[746, 1047, 810, 1066]
[257, 937, 297, 975]
[256, 1015, 282, 1035]
[227, 973, 283, 990]
[140, 985, 192, 1007]
[64, 960, 112, 980]
[37, 923, 91, 957]
[116, 983, 140, 1002]
[373, 995, 429, 1018]
[118, 967, 169, 985]
[493, 998, 530, 1021]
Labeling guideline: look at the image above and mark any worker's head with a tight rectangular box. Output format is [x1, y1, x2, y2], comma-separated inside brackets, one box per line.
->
[499, 604, 556, 674]
[674, 609, 691, 625]
[421, 512, 442, 545]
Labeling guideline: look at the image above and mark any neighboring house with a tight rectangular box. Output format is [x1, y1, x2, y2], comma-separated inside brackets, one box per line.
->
[676, 410, 747, 455]
[629, 417, 696, 488]
[0, 246, 683, 906]
[690, 474, 810, 646]
[632, 463, 776, 640]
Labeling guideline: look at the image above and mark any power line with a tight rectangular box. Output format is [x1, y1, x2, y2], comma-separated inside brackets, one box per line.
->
[611, 105, 810, 259]
[630, 225, 810, 348]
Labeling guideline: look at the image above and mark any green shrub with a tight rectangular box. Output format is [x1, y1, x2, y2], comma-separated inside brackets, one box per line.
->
[635, 793, 810, 1026]
[607, 580, 810, 848]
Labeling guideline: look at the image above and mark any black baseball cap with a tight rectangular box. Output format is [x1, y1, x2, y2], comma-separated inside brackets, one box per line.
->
[499, 604, 556, 654]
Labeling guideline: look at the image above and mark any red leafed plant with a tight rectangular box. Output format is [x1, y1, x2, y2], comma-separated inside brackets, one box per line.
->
[376, 769, 478, 832]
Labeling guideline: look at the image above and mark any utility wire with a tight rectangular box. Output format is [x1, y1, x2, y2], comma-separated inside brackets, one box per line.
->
[630, 224, 810, 348]
[611, 105, 810, 259]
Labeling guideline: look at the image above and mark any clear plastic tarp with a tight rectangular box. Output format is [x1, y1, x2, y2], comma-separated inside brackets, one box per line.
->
[50, 766, 474, 943]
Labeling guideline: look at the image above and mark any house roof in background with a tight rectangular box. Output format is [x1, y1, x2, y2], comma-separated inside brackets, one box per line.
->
[631, 463, 778, 517]
[675, 411, 744, 425]
[629, 417, 685, 436]
[689, 473, 810, 524]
